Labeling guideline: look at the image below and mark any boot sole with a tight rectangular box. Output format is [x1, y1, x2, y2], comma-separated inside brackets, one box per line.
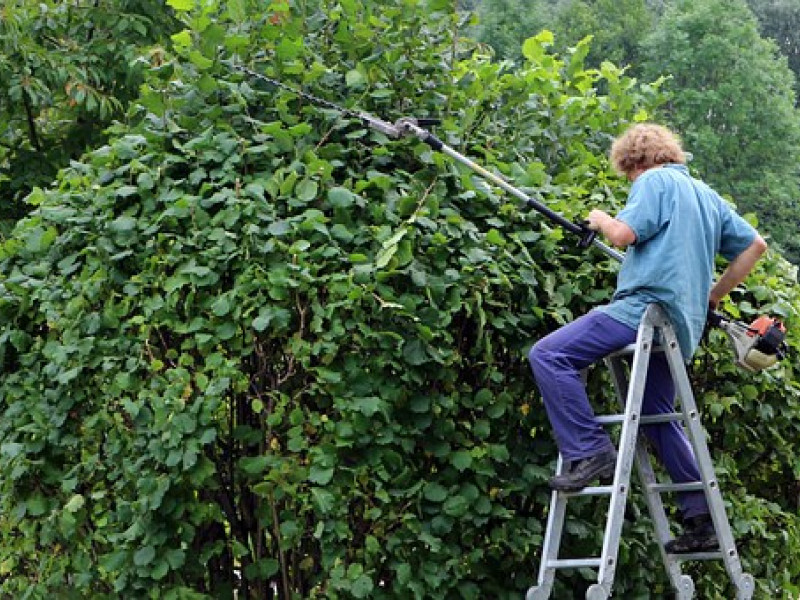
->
[549, 464, 616, 492]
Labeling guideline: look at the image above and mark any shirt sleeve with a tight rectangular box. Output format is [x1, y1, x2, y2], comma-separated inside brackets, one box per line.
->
[718, 202, 757, 261]
[615, 170, 671, 245]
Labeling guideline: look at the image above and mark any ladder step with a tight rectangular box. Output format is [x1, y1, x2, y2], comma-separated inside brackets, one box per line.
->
[648, 481, 704, 493]
[547, 558, 602, 569]
[607, 343, 665, 358]
[596, 413, 683, 425]
[668, 551, 724, 562]
[565, 485, 614, 497]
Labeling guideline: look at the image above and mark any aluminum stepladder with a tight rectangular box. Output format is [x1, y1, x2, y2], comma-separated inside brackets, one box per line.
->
[527, 304, 755, 600]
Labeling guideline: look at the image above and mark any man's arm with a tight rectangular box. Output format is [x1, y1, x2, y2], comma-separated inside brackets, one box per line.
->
[708, 235, 768, 308]
[585, 209, 637, 248]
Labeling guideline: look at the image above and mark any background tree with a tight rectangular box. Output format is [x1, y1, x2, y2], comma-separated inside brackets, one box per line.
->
[469, 0, 653, 68]
[547, 0, 653, 69]
[640, 0, 800, 262]
[470, 0, 554, 62]
[0, 0, 178, 223]
[746, 0, 800, 97]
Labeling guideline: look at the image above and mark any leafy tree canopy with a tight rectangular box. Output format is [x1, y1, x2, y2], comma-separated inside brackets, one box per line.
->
[0, 0, 179, 220]
[469, 0, 554, 63]
[470, 0, 653, 69]
[546, 0, 653, 69]
[746, 0, 800, 96]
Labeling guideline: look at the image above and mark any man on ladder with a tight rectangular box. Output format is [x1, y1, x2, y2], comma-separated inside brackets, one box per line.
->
[528, 123, 767, 552]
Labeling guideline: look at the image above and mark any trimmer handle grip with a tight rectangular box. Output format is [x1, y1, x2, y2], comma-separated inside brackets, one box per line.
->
[577, 220, 598, 249]
[706, 308, 724, 328]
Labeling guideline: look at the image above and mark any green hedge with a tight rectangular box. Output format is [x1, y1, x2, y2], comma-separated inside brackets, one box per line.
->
[0, 1, 798, 598]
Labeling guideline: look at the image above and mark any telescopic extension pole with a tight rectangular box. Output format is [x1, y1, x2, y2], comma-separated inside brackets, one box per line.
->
[232, 63, 623, 262]
[392, 119, 625, 263]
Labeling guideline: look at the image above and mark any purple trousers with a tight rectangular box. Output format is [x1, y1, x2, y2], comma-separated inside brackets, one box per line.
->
[528, 310, 708, 518]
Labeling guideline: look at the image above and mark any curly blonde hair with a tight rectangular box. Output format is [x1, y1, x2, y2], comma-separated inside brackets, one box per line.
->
[610, 123, 686, 178]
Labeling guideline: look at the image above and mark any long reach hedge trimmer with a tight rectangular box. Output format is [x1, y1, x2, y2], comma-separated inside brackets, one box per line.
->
[235, 64, 789, 372]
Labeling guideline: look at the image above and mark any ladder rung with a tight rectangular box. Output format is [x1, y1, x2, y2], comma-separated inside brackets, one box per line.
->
[565, 485, 614, 497]
[606, 343, 637, 357]
[607, 343, 665, 358]
[668, 551, 724, 561]
[648, 481, 704, 493]
[547, 558, 602, 569]
[596, 414, 625, 425]
[596, 413, 683, 425]
[640, 413, 684, 424]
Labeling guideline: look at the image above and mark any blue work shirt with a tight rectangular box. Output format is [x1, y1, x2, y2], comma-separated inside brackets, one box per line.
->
[597, 164, 757, 359]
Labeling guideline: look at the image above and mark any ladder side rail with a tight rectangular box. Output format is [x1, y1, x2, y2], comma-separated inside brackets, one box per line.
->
[655, 308, 754, 598]
[632, 437, 695, 598]
[606, 351, 693, 598]
[530, 455, 569, 598]
[604, 353, 629, 402]
[594, 308, 656, 592]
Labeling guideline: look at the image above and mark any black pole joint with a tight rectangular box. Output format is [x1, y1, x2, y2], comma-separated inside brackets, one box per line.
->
[418, 130, 443, 151]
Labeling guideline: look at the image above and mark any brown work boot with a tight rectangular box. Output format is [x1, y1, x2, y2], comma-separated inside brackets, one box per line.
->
[665, 514, 718, 553]
[548, 450, 617, 492]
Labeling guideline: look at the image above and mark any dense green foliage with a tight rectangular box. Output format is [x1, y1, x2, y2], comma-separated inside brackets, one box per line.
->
[0, 0, 178, 220]
[746, 0, 800, 95]
[466, 0, 551, 63]
[473, 0, 653, 70]
[0, 1, 799, 599]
